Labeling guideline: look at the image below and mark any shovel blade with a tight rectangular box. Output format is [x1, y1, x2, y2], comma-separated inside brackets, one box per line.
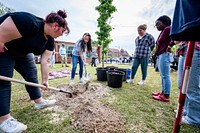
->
[83, 74, 91, 81]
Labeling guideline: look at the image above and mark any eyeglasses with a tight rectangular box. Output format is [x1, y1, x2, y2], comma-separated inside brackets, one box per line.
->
[155, 21, 162, 27]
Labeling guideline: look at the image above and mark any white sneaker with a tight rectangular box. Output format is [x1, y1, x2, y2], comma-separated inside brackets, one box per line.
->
[138, 81, 145, 85]
[174, 109, 186, 116]
[0, 116, 27, 133]
[181, 116, 190, 124]
[79, 78, 85, 83]
[126, 79, 134, 83]
[69, 80, 74, 85]
[34, 99, 56, 109]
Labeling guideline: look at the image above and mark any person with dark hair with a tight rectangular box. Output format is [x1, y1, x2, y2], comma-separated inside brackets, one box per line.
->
[152, 15, 175, 102]
[0, 10, 70, 132]
[127, 24, 155, 85]
[70, 33, 92, 84]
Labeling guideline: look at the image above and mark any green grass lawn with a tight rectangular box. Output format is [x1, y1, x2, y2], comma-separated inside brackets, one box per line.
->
[10, 63, 200, 133]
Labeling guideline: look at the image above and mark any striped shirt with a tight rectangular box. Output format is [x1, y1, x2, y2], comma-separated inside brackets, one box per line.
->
[134, 33, 155, 58]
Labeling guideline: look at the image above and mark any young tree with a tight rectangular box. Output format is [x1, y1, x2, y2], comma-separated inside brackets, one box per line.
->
[0, 2, 14, 16]
[95, 0, 116, 68]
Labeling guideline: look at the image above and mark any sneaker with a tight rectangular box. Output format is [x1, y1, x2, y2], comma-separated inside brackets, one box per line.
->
[79, 78, 85, 83]
[138, 80, 145, 85]
[174, 110, 187, 116]
[181, 116, 190, 124]
[69, 80, 74, 85]
[126, 79, 134, 83]
[0, 116, 27, 133]
[34, 99, 56, 109]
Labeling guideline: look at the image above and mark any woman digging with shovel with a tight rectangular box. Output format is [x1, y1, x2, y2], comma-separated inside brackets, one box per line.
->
[0, 10, 70, 132]
[70, 33, 92, 84]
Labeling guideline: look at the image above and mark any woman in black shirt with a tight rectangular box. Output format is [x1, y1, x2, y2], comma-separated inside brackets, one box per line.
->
[0, 10, 70, 132]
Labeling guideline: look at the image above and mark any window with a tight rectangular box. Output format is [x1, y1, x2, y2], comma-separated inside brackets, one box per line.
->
[67, 46, 74, 57]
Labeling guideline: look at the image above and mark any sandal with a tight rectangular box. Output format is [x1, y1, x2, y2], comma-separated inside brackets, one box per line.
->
[152, 95, 170, 102]
[152, 92, 161, 96]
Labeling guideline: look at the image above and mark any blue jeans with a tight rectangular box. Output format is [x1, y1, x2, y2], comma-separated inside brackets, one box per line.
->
[158, 52, 172, 94]
[0, 52, 41, 116]
[131, 57, 149, 80]
[178, 47, 200, 126]
[71, 55, 83, 79]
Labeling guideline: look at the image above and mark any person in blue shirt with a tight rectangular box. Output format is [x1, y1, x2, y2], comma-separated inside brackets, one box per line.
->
[59, 44, 68, 67]
[70, 33, 92, 84]
[91, 48, 98, 67]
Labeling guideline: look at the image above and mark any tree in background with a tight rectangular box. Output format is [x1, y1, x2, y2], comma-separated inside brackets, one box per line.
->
[0, 2, 14, 16]
[95, 0, 116, 68]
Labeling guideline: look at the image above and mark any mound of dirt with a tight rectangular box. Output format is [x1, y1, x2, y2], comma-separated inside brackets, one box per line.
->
[42, 82, 125, 133]
[72, 99, 125, 133]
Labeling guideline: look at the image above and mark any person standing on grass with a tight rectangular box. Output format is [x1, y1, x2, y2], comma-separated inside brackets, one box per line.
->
[127, 24, 155, 85]
[175, 41, 200, 126]
[91, 48, 97, 67]
[50, 49, 56, 68]
[152, 15, 175, 102]
[59, 44, 68, 67]
[0, 10, 70, 133]
[70, 33, 92, 84]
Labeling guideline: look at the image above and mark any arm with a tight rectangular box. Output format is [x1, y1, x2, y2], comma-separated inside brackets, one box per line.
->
[79, 51, 86, 65]
[150, 35, 155, 51]
[0, 17, 22, 51]
[40, 49, 52, 90]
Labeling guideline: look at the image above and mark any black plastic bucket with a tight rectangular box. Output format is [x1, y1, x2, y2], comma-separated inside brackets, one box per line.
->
[96, 67, 108, 81]
[114, 68, 128, 81]
[107, 70, 125, 88]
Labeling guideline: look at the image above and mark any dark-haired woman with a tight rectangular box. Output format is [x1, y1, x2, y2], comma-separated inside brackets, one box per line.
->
[70, 33, 92, 84]
[0, 10, 70, 132]
[152, 15, 175, 102]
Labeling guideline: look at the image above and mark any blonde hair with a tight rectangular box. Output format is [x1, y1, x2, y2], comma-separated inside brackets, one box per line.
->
[138, 24, 147, 31]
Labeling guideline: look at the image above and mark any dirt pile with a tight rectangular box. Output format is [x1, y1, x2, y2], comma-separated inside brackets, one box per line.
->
[43, 82, 125, 133]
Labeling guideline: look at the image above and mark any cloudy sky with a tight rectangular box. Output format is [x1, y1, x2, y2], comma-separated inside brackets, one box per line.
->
[1, 0, 176, 55]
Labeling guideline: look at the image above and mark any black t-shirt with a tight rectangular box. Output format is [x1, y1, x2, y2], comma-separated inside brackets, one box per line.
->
[0, 12, 54, 57]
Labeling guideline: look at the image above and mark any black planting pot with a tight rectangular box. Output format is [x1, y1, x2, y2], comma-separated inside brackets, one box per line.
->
[107, 70, 125, 88]
[114, 68, 128, 81]
[105, 66, 118, 70]
[96, 67, 108, 81]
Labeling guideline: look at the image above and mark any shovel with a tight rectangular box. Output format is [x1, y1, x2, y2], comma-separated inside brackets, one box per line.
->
[0, 75, 72, 98]
[83, 65, 91, 81]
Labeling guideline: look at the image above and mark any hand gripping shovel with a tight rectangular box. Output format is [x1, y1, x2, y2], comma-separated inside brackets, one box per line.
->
[83, 65, 91, 81]
[0, 75, 72, 98]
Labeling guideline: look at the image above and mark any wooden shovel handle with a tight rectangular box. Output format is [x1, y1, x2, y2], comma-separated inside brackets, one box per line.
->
[0, 75, 60, 91]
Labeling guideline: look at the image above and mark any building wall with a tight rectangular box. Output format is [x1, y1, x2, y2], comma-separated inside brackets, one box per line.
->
[36, 40, 93, 63]
[54, 41, 74, 63]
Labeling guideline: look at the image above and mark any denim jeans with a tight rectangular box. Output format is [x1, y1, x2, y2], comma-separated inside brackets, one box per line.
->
[71, 54, 83, 79]
[131, 57, 149, 80]
[178, 47, 200, 126]
[0, 52, 41, 116]
[158, 52, 172, 94]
